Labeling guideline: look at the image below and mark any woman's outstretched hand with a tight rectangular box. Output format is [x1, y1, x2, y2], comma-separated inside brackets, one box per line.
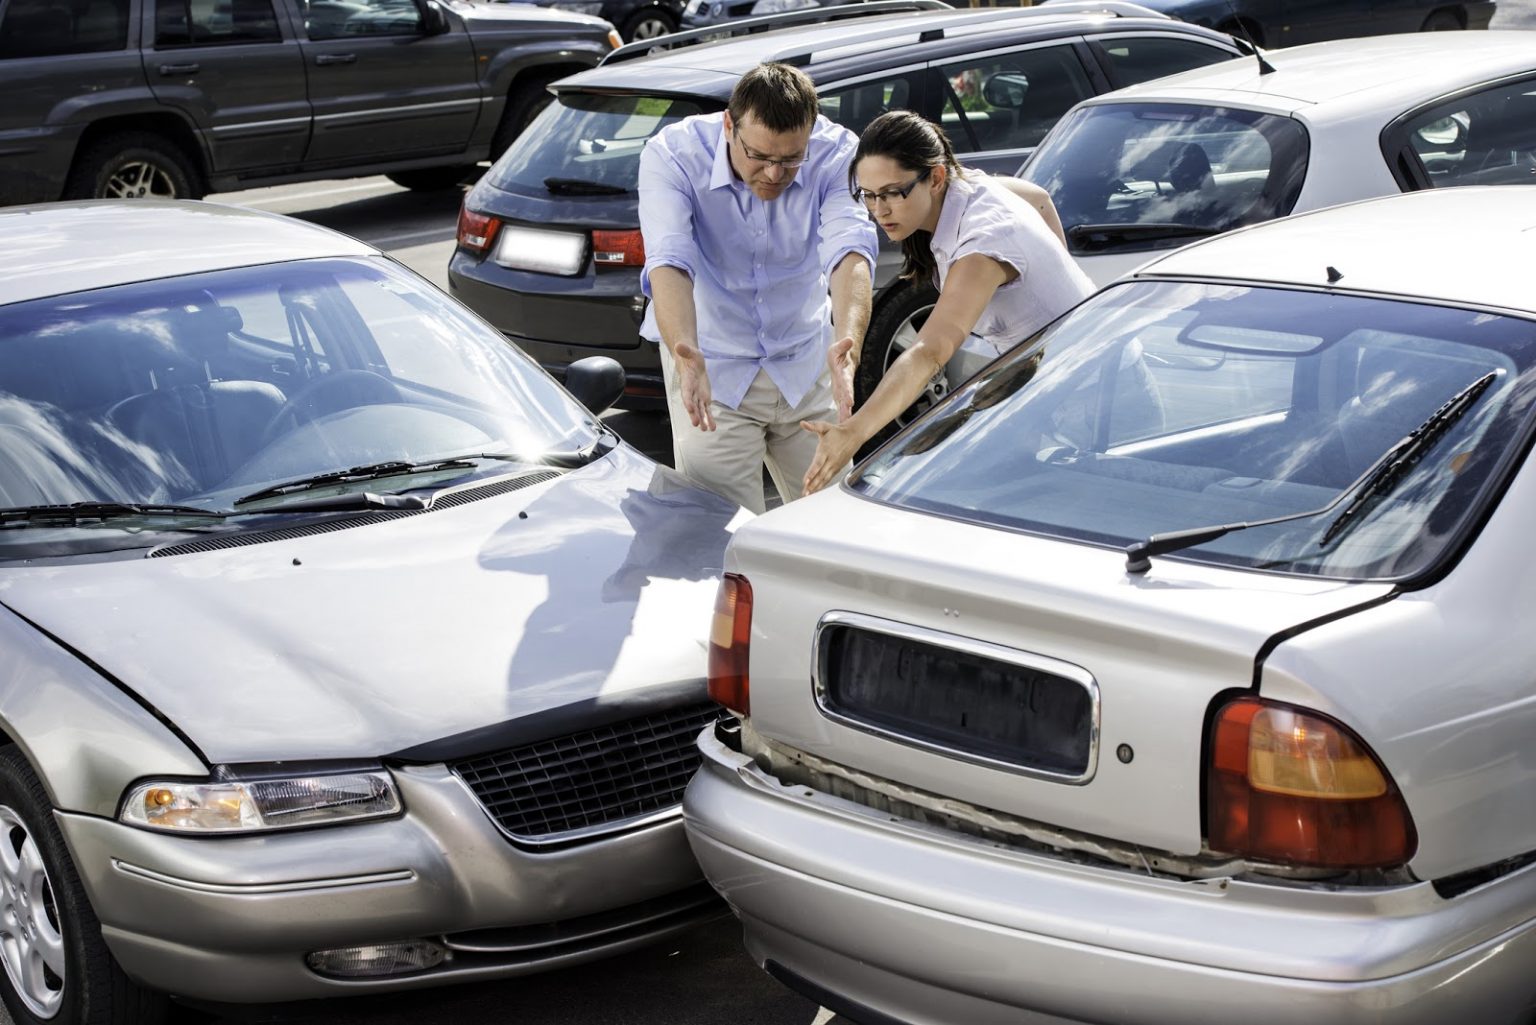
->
[827, 337, 857, 423]
[800, 418, 862, 495]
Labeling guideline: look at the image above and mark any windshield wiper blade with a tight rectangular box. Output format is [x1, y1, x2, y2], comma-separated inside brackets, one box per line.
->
[1068, 222, 1223, 252]
[0, 502, 227, 528]
[543, 177, 629, 196]
[233, 459, 480, 507]
[1124, 370, 1500, 573]
[1319, 370, 1500, 546]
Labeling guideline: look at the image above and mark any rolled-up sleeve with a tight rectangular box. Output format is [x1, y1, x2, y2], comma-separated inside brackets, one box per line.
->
[638, 135, 700, 297]
[816, 128, 878, 281]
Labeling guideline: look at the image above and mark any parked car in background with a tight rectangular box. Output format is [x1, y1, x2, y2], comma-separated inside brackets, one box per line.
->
[0, 0, 620, 206]
[1057, 0, 1496, 46]
[503, 0, 685, 40]
[686, 185, 1536, 1025]
[449, 0, 1243, 420]
[0, 200, 739, 1025]
[1022, 31, 1536, 287]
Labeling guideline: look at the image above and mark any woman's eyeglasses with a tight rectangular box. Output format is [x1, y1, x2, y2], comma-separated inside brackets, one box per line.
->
[733, 131, 808, 170]
[853, 167, 933, 208]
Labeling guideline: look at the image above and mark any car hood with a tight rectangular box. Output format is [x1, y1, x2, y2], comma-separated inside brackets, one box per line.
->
[455, 0, 611, 30]
[0, 446, 746, 766]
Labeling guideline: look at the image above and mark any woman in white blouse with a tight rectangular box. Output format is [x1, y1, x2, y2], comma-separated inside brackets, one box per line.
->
[802, 109, 1093, 493]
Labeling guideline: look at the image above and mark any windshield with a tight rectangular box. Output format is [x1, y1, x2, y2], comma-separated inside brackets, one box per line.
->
[486, 92, 711, 194]
[851, 281, 1536, 580]
[0, 256, 595, 552]
[1023, 103, 1309, 257]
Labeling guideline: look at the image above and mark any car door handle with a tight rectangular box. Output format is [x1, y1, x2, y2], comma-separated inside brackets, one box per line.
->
[314, 53, 358, 65]
[157, 63, 201, 75]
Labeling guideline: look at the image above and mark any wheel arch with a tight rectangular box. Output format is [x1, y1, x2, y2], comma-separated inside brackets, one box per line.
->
[65, 114, 210, 196]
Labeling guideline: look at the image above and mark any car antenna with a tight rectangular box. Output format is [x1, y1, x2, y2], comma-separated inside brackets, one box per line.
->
[1219, 0, 1277, 75]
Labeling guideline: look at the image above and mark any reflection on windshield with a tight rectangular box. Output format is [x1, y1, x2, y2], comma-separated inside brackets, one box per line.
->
[853, 281, 1536, 580]
[1025, 103, 1310, 256]
[0, 257, 595, 551]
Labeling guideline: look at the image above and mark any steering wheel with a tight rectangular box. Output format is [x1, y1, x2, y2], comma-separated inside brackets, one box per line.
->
[258, 370, 404, 447]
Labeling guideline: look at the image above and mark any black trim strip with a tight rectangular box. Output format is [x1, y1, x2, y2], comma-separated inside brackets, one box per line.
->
[764, 960, 916, 1025]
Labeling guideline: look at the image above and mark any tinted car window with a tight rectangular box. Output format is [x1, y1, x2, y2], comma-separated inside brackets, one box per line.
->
[852, 280, 1536, 581]
[156, 0, 283, 46]
[0, 0, 128, 56]
[1403, 78, 1536, 189]
[1024, 102, 1309, 257]
[938, 45, 1094, 154]
[0, 257, 592, 548]
[820, 74, 919, 138]
[487, 93, 709, 194]
[1092, 35, 1236, 89]
[303, 0, 421, 40]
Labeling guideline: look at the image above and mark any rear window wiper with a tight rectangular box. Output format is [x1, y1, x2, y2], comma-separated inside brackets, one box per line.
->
[543, 177, 629, 196]
[233, 459, 482, 508]
[0, 502, 226, 529]
[1123, 370, 1500, 573]
[1319, 370, 1500, 546]
[1067, 222, 1223, 252]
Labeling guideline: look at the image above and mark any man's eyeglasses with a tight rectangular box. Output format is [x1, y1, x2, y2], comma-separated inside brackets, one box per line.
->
[853, 167, 933, 208]
[733, 131, 808, 170]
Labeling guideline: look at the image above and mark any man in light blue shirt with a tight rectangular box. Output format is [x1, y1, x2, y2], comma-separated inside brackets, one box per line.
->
[639, 62, 877, 513]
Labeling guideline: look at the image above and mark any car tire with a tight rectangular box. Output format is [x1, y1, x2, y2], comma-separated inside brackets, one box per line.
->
[63, 133, 202, 202]
[622, 7, 677, 41]
[1420, 7, 1463, 29]
[853, 278, 941, 457]
[491, 72, 563, 160]
[0, 747, 168, 1025]
[385, 166, 477, 191]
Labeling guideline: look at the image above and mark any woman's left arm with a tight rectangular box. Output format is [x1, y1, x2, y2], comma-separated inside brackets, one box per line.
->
[801, 253, 1010, 494]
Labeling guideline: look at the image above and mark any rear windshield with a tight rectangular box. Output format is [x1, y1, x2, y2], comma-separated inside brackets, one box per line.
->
[1023, 103, 1309, 258]
[851, 280, 1536, 582]
[486, 92, 713, 194]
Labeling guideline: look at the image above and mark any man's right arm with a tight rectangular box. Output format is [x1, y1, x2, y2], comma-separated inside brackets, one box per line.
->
[638, 138, 715, 430]
[648, 266, 715, 431]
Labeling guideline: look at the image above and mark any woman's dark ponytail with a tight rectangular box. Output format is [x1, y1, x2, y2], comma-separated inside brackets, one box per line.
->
[850, 110, 964, 282]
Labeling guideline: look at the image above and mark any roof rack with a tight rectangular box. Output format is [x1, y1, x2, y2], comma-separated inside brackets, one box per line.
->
[601, 0, 948, 66]
[766, 0, 1164, 63]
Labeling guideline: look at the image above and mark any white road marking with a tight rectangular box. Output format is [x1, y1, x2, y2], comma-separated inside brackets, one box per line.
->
[812, 1009, 838, 1024]
[372, 227, 457, 247]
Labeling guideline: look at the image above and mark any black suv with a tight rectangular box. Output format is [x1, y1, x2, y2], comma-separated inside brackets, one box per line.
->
[0, 0, 620, 205]
[447, 0, 1243, 416]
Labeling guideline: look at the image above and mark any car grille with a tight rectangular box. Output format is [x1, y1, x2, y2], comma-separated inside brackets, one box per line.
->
[450, 703, 723, 844]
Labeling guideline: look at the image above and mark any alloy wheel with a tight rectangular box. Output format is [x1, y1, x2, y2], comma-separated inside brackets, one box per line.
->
[629, 15, 672, 39]
[0, 806, 65, 1019]
[884, 302, 946, 426]
[101, 160, 179, 199]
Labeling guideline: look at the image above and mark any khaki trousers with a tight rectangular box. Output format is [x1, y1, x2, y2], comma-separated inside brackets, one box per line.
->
[659, 345, 840, 515]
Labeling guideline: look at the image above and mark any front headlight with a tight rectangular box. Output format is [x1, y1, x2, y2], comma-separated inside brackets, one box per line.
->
[550, 0, 606, 13]
[120, 770, 401, 834]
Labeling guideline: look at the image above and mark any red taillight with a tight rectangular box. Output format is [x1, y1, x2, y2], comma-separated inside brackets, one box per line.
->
[591, 229, 645, 267]
[707, 573, 752, 715]
[456, 203, 501, 255]
[1207, 696, 1416, 869]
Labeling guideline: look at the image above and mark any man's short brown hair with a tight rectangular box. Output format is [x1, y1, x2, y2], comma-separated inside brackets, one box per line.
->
[727, 62, 818, 134]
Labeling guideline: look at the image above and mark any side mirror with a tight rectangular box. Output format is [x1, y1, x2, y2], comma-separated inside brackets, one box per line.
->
[981, 72, 1029, 109]
[416, 0, 449, 35]
[565, 356, 626, 414]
